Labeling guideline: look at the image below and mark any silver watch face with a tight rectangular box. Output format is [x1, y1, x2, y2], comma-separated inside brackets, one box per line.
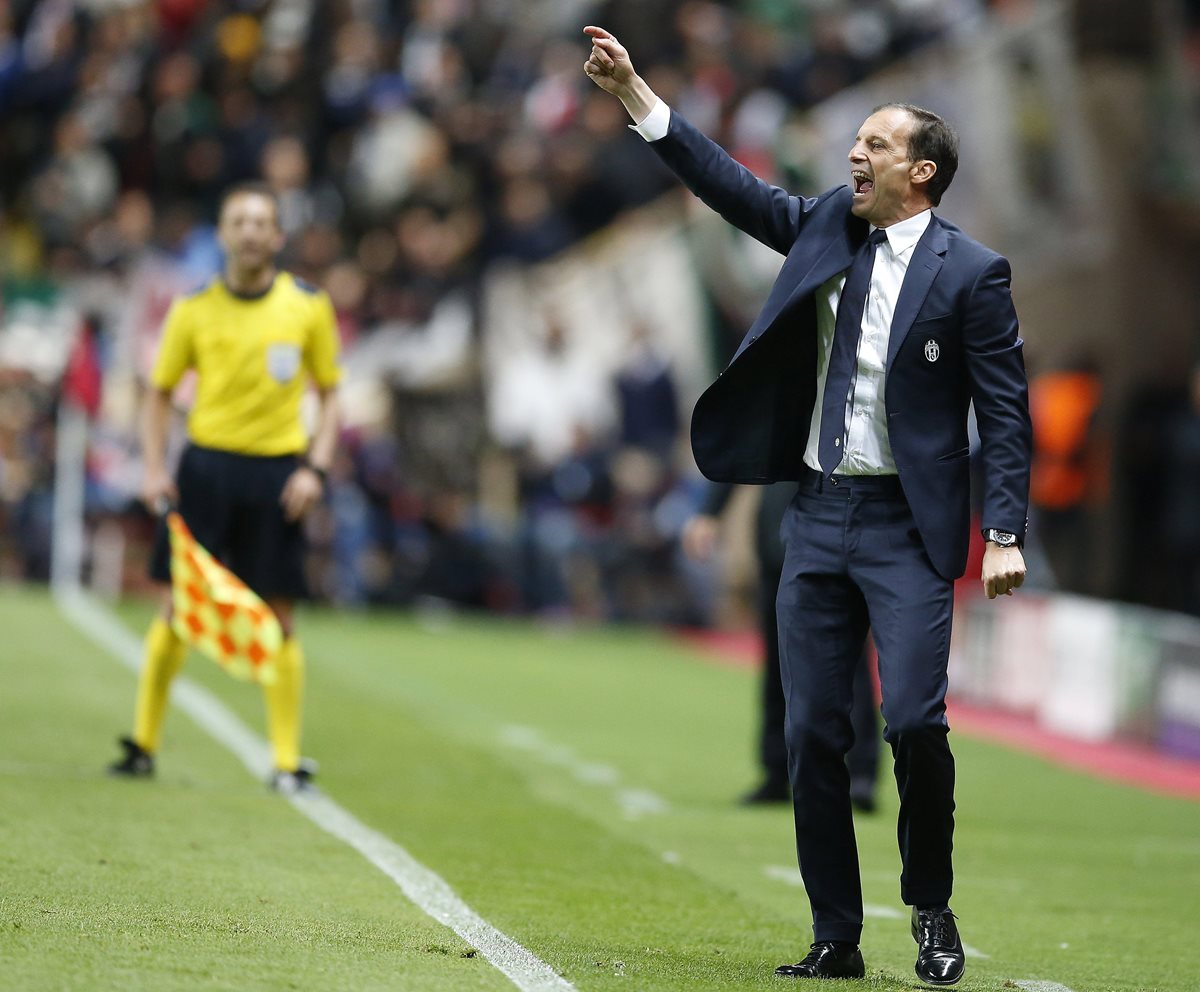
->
[988, 530, 1017, 547]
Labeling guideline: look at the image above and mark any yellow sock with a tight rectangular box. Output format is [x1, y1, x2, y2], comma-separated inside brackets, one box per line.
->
[132, 617, 187, 753]
[263, 638, 305, 772]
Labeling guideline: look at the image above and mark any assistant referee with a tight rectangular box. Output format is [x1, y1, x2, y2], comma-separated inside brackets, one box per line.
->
[109, 181, 341, 792]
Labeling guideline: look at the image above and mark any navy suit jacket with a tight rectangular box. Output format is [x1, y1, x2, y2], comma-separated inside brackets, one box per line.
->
[650, 112, 1032, 580]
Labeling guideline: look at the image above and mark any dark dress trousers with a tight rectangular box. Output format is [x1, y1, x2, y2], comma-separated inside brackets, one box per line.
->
[700, 481, 880, 795]
[647, 112, 1032, 943]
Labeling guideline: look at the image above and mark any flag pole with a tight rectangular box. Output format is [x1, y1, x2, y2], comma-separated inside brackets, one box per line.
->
[51, 400, 90, 593]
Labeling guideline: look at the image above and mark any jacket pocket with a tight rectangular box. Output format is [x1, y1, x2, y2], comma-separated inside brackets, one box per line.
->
[914, 312, 953, 325]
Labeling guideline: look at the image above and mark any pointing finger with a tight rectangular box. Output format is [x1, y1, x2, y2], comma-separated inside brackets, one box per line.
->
[583, 25, 614, 41]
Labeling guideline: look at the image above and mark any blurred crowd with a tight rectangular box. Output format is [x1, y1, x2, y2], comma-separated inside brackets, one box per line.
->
[14, 0, 1189, 624]
[2, 0, 978, 301]
[1, 0, 984, 621]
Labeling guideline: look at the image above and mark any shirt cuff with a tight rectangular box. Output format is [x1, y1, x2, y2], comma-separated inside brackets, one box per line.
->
[628, 99, 670, 142]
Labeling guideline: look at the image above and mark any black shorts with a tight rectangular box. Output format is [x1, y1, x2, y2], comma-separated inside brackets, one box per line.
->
[149, 444, 308, 600]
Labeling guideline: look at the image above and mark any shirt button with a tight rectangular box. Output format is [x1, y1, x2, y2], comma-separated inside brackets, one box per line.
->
[834, 438, 841, 447]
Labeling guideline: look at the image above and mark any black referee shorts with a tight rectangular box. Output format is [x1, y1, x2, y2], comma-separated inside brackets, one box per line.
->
[149, 444, 309, 601]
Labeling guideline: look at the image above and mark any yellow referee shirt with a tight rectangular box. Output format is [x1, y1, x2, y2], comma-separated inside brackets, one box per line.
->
[150, 272, 342, 456]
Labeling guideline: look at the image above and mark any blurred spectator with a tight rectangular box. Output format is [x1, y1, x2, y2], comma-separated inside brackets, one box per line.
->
[1162, 365, 1200, 615]
[613, 320, 680, 461]
[1028, 360, 1106, 593]
[31, 110, 118, 246]
[489, 314, 617, 614]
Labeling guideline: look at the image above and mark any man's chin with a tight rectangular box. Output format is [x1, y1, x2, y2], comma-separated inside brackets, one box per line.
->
[232, 253, 271, 268]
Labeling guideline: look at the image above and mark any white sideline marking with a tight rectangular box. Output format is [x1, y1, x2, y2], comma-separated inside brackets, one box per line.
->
[1014, 982, 1076, 992]
[962, 942, 990, 959]
[763, 864, 803, 887]
[617, 788, 669, 818]
[499, 724, 669, 821]
[57, 586, 575, 992]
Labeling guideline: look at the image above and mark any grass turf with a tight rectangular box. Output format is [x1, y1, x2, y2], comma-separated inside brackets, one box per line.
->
[1, 584, 1198, 990]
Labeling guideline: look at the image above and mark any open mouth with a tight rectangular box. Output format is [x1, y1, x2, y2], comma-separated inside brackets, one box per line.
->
[852, 171, 873, 195]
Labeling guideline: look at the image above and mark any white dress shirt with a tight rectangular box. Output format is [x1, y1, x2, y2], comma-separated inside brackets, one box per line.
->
[631, 99, 932, 476]
[805, 209, 931, 475]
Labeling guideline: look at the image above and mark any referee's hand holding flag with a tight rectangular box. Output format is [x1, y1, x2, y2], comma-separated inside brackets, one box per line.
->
[166, 511, 282, 685]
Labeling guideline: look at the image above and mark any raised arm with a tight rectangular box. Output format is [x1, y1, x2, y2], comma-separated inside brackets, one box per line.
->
[583, 25, 819, 255]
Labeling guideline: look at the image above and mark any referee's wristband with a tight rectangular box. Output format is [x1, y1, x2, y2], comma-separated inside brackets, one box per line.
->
[300, 458, 328, 485]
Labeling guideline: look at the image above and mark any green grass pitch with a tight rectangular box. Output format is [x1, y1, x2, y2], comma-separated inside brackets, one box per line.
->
[1, 584, 1198, 991]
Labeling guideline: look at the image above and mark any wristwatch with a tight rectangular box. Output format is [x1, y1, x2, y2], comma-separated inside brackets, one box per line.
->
[301, 457, 328, 485]
[983, 528, 1019, 549]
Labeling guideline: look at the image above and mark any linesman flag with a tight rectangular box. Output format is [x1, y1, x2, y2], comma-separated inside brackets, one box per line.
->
[166, 512, 282, 684]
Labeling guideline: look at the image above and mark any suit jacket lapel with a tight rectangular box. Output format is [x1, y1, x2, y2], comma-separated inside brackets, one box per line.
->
[732, 218, 868, 363]
[886, 218, 948, 370]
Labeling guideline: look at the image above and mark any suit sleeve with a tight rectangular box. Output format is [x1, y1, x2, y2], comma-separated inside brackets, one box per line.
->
[647, 111, 819, 256]
[962, 256, 1033, 541]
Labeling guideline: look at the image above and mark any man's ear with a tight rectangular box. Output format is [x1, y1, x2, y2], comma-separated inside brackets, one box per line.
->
[910, 159, 937, 191]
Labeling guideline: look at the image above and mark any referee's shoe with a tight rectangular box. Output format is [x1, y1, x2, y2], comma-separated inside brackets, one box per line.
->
[270, 758, 317, 795]
[108, 737, 154, 777]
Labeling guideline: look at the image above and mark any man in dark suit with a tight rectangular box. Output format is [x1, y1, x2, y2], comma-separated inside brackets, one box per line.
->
[585, 26, 1031, 986]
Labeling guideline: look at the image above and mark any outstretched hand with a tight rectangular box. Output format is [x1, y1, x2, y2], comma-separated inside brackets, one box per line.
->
[583, 26, 637, 95]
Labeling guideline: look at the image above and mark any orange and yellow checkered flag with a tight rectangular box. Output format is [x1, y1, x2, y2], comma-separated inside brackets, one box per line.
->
[167, 512, 282, 684]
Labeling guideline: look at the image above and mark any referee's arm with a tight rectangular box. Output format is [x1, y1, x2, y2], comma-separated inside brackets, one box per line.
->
[142, 301, 192, 512]
[140, 388, 179, 512]
[281, 386, 338, 522]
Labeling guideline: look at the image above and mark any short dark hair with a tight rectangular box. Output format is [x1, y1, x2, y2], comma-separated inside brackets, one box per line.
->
[218, 181, 281, 226]
[874, 103, 959, 206]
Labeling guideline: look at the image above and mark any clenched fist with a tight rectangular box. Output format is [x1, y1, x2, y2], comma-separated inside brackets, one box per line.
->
[981, 544, 1026, 599]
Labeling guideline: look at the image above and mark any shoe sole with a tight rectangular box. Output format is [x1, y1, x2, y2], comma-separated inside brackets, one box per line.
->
[774, 971, 866, 979]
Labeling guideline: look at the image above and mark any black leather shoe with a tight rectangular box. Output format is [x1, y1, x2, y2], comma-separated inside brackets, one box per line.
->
[739, 778, 791, 805]
[775, 941, 865, 979]
[911, 908, 965, 985]
[108, 736, 154, 777]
